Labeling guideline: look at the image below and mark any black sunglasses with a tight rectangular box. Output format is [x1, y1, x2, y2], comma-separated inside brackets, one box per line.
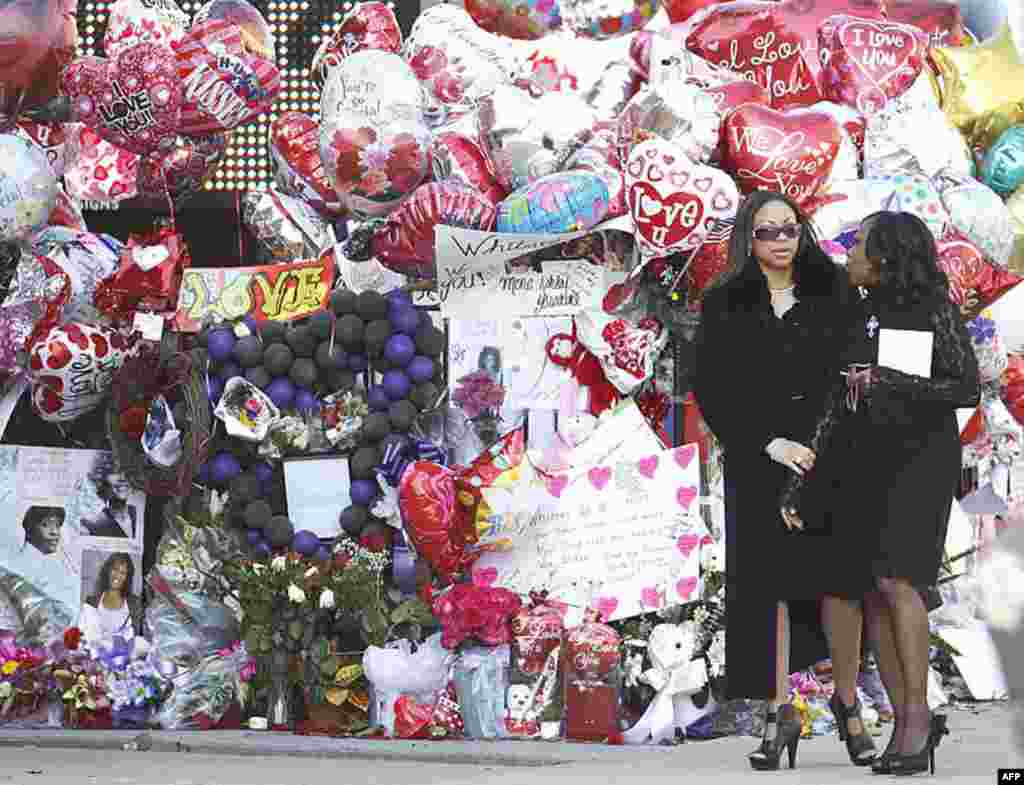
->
[752, 224, 801, 242]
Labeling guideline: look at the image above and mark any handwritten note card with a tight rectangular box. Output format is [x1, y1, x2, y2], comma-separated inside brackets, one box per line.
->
[439, 260, 604, 318]
[878, 328, 933, 378]
[474, 442, 704, 625]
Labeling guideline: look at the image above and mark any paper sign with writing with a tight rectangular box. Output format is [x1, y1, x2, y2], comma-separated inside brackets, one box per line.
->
[439, 260, 604, 318]
[174, 258, 334, 332]
[473, 442, 704, 626]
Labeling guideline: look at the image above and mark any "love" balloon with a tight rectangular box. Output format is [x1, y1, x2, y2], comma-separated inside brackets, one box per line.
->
[625, 138, 739, 260]
[818, 15, 929, 115]
[720, 103, 842, 207]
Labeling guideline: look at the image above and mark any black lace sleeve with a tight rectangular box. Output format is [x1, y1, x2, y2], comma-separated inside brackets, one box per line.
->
[779, 379, 846, 514]
[871, 299, 981, 408]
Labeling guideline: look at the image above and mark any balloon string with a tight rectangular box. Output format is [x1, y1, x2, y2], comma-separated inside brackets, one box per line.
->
[235, 190, 245, 263]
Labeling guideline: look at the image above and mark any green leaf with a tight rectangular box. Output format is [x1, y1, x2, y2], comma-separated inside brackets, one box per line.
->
[391, 598, 435, 626]
[288, 620, 304, 641]
[320, 655, 341, 678]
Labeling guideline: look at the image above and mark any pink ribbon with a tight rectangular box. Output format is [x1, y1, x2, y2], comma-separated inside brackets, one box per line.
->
[846, 366, 873, 413]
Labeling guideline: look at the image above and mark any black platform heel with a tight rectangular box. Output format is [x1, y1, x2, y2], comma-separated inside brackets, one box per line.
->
[749, 704, 801, 771]
[830, 693, 878, 766]
[891, 713, 949, 776]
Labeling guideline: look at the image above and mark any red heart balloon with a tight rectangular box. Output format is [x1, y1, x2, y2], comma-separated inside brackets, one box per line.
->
[682, 0, 885, 109]
[818, 15, 929, 115]
[663, 0, 719, 24]
[62, 42, 182, 156]
[174, 19, 280, 136]
[310, 1, 403, 82]
[937, 233, 1023, 310]
[373, 181, 498, 278]
[884, 0, 966, 46]
[136, 133, 227, 204]
[625, 137, 740, 260]
[270, 112, 346, 216]
[398, 461, 478, 582]
[430, 132, 508, 205]
[720, 104, 842, 207]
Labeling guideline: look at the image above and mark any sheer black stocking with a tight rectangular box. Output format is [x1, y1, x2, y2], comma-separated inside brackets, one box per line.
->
[864, 591, 905, 756]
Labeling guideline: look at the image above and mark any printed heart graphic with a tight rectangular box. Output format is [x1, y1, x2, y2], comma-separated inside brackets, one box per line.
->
[700, 534, 714, 547]
[626, 138, 739, 259]
[271, 112, 345, 216]
[136, 133, 227, 204]
[637, 454, 659, 479]
[641, 586, 663, 608]
[677, 533, 701, 559]
[721, 104, 842, 207]
[674, 445, 697, 469]
[676, 485, 698, 510]
[579, 313, 669, 393]
[596, 596, 619, 619]
[61, 42, 182, 156]
[676, 576, 698, 600]
[937, 236, 1023, 310]
[818, 15, 928, 115]
[175, 19, 281, 136]
[683, 0, 887, 110]
[588, 466, 612, 491]
[472, 566, 498, 587]
[546, 474, 569, 498]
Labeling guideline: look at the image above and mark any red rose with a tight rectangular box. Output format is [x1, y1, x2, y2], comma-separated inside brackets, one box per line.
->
[63, 627, 82, 651]
[409, 46, 447, 81]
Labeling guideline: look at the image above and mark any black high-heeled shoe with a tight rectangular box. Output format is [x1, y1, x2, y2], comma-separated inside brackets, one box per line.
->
[890, 713, 949, 776]
[830, 693, 878, 766]
[749, 704, 801, 771]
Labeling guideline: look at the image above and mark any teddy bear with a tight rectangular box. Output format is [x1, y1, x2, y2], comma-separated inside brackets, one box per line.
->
[504, 683, 540, 737]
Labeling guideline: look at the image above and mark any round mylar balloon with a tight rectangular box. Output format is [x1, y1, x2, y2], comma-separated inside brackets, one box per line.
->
[496, 171, 609, 234]
[192, 0, 275, 61]
[104, 0, 189, 58]
[0, 134, 59, 243]
[560, 0, 656, 39]
[319, 51, 430, 217]
[982, 125, 1024, 196]
[311, 2, 403, 82]
[464, 0, 562, 40]
[136, 133, 227, 204]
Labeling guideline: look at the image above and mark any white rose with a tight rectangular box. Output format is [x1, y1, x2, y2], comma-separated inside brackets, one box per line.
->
[319, 589, 336, 610]
[271, 556, 287, 572]
[251, 563, 266, 575]
[287, 584, 306, 604]
[304, 566, 319, 579]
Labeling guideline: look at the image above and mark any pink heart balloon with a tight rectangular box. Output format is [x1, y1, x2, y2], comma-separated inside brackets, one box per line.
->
[62, 42, 182, 156]
[625, 137, 740, 260]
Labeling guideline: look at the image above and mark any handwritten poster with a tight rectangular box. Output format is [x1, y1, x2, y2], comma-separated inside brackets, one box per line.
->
[0, 448, 145, 644]
[439, 260, 604, 318]
[474, 442, 705, 626]
[174, 258, 335, 332]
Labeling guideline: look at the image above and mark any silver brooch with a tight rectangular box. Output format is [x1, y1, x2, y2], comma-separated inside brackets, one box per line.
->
[866, 315, 879, 339]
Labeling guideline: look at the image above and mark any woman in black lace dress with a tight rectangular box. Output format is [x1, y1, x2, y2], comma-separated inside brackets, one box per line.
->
[782, 212, 980, 776]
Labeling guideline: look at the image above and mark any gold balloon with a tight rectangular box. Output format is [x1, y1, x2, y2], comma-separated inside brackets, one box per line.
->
[932, 25, 1024, 150]
[1005, 186, 1024, 275]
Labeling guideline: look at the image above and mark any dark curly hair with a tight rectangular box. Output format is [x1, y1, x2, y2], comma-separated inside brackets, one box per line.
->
[713, 190, 840, 301]
[863, 211, 950, 305]
[93, 553, 136, 599]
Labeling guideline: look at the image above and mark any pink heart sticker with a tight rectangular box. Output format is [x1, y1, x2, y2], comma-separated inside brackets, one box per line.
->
[641, 586, 662, 608]
[596, 596, 619, 619]
[700, 534, 714, 547]
[676, 534, 700, 559]
[588, 466, 612, 491]
[472, 567, 498, 587]
[637, 454, 659, 479]
[674, 445, 697, 469]
[546, 474, 569, 498]
[677, 485, 698, 511]
[676, 576, 698, 600]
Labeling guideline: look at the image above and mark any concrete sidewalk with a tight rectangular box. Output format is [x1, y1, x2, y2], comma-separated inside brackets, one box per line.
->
[0, 702, 1019, 783]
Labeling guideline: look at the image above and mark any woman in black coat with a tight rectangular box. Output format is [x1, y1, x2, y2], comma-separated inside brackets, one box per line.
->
[782, 212, 979, 776]
[694, 190, 872, 770]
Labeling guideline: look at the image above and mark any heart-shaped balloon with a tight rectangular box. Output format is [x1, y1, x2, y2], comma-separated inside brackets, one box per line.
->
[270, 112, 345, 216]
[136, 133, 227, 204]
[63, 124, 140, 203]
[398, 461, 478, 581]
[319, 50, 431, 217]
[937, 233, 1023, 310]
[430, 132, 508, 205]
[884, 0, 965, 45]
[464, 0, 562, 40]
[373, 181, 498, 278]
[62, 42, 183, 156]
[28, 321, 135, 422]
[818, 15, 929, 115]
[625, 137, 740, 260]
[682, 0, 885, 109]
[311, 1, 403, 82]
[104, 0, 190, 59]
[720, 104, 842, 207]
[174, 19, 280, 136]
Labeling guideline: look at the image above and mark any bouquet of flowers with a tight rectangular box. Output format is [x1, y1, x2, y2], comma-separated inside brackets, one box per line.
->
[0, 633, 46, 721]
[452, 371, 506, 445]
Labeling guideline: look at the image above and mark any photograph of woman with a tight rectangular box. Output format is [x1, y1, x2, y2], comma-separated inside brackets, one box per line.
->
[76, 552, 143, 652]
[781, 211, 980, 776]
[478, 346, 503, 385]
[81, 452, 137, 540]
[21, 505, 65, 555]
